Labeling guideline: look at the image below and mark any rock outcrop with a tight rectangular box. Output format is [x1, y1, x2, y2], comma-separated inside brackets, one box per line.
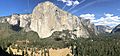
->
[0, 14, 31, 32]
[96, 25, 112, 33]
[111, 24, 120, 33]
[19, 14, 31, 32]
[0, 16, 10, 23]
[30, 1, 96, 38]
[7, 14, 19, 25]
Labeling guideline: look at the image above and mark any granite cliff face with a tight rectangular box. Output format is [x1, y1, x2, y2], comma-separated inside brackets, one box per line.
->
[0, 14, 31, 32]
[96, 25, 112, 33]
[30, 1, 96, 38]
[111, 24, 120, 33]
[0, 1, 97, 38]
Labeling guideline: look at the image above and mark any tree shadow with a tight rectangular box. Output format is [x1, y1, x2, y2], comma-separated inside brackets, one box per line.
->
[0, 47, 10, 56]
[10, 20, 22, 32]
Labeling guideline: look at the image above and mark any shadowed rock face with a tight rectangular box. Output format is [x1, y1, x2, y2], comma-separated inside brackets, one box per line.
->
[30, 1, 96, 38]
[96, 25, 112, 33]
[112, 24, 120, 33]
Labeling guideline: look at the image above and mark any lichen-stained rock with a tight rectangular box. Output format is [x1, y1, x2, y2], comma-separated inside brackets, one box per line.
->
[30, 1, 95, 38]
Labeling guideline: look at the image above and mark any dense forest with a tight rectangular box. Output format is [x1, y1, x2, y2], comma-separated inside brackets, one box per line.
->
[0, 23, 120, 56]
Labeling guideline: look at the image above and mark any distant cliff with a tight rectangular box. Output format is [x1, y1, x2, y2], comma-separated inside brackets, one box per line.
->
[96, 25, 112, 33]
[111, 24, 120, 33]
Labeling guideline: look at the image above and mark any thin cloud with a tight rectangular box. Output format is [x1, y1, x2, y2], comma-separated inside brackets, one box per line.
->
[67, 0, 85, 12]
[66, 0, 73, 6]
[72, 0, 108, 14]
[117, 9, 120, 11]
[73, 0, 80, 5]
[80, 14, 95, 20]
[58, 0, 80, 6]
[72, 1, 97, 13]
[80, 13, 120, 27]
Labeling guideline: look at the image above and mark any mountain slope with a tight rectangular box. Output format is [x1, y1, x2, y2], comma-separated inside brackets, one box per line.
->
[111, 24, 120, 33]
[96, 25, 112, 33]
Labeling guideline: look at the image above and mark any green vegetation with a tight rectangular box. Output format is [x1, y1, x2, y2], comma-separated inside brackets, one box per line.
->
[0, 23, 39, 49]
[0, 23, 120, 56]
[0, 23, 73, 49]
[70, 33, 120, 56]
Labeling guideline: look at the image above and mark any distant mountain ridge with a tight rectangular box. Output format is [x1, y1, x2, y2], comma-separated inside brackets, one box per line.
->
[111, 24, 120, 33]
[96, 25, 112, 33]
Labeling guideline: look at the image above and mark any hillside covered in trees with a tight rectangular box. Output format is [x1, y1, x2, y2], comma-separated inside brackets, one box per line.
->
[0, 23, 120, 56]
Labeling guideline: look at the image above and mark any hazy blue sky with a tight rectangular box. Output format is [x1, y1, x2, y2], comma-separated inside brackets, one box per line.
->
[0, 0, 120, 27]
[0, 0, 120, 17]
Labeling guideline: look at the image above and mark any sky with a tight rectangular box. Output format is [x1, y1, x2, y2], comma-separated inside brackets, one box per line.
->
[0, 0, 120, 27]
